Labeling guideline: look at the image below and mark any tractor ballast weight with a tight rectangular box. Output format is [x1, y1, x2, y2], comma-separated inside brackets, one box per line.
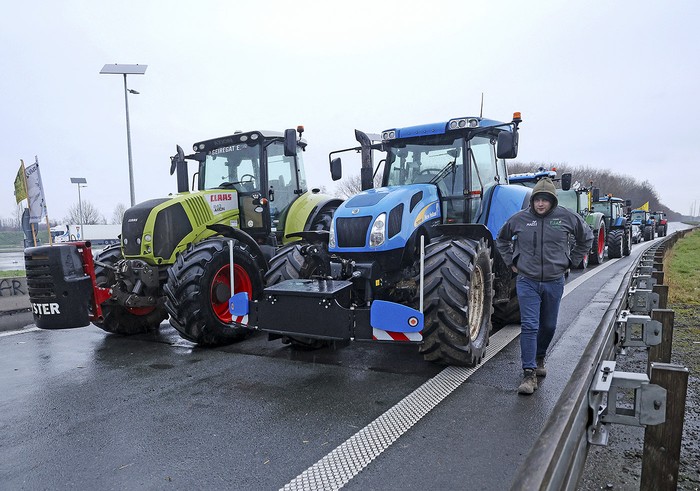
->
[244, 113, 530, 366]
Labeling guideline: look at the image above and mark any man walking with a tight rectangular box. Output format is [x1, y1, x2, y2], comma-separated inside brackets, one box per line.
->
[496, 177, 593, 395]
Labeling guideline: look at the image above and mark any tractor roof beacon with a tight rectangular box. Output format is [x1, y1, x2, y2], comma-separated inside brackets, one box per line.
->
[240, 113, 531, 366]
[24, 127, 343, 347]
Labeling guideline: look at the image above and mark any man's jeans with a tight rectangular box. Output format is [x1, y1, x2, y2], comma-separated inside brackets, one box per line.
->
[516, 275, 565, 370]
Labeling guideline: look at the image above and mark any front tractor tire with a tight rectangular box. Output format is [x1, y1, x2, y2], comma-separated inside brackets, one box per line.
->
[418, 237, 494, 367]
[93, 245, 167, 335]
[164, 239, 264, 346]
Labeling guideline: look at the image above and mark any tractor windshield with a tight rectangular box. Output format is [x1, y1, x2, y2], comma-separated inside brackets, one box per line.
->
[385, 136, 465, 190]
[591, 202, 612, 217]
[202, 143, 262, 193]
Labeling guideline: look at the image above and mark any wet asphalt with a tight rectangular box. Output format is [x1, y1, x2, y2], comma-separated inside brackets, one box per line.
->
[0, 229, 682, 490]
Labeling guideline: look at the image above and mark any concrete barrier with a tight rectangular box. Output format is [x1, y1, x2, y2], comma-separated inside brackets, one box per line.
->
[0, 276, 33, 332]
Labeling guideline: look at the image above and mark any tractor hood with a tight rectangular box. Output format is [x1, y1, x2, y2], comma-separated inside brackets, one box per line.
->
[330, 184, 440, 253]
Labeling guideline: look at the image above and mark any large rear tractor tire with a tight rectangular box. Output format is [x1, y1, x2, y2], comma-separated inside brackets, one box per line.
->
[264, 242, 329, 350]
[418, 237, 494, 367]
[607, 229, 624, 258]
[643, 226, 654, 242]
[590, 224, 606, 264]
[164, 239, 264, 346]
[93, 245, 167, 335]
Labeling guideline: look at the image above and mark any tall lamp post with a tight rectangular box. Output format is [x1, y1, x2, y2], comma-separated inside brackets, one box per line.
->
[100, 63, 147, 207]
[70, 177, 87, 230]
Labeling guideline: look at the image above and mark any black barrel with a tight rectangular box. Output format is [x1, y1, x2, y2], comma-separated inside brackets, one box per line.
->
[24, 244, 93, 329]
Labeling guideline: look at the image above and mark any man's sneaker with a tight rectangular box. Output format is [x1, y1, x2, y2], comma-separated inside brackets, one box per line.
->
[518, 369, 538, 395]
[536, 357, 547, 377]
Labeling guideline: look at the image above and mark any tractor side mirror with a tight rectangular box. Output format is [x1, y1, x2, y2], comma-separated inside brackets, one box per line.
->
[330, 157, 342, 181]
[496, 130, 518, 159]
[625, 199, 632, 207]
[592, 188, 600, 202]
[284, 128, 297, 157]
[561, 173, 572, 191]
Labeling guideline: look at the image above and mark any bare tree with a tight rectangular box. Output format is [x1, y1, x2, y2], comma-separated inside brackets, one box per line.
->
[63, 200, 106, 225]
[333, 173, 383, 199]
[111, 203, 127, 224]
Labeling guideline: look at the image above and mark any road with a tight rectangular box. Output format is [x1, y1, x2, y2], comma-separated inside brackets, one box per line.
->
[0, 226, 688, 490]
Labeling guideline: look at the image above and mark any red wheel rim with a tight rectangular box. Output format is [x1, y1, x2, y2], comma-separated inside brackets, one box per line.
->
[127, 306, 156, 316]
[211, 263, 252, 323]
[597, 228, 605, 256]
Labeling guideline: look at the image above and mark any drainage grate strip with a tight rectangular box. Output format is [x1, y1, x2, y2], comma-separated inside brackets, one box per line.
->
[281, 325, 520, 491]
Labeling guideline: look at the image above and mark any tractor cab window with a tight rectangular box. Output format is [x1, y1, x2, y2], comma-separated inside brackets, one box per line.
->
[266, 141, 300, 235]
[203, 143, 261, 193]
[385, 136, 466, 222]
[592, 202, 611, 217]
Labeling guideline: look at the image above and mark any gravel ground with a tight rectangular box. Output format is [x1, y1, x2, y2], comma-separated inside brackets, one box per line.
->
[578, 304, 700, 490]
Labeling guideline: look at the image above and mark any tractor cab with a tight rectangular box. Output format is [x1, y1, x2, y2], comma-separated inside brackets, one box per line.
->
[171, 127, 312, 249]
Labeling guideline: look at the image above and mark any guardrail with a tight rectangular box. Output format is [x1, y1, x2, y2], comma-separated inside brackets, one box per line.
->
[510, 229, 694, 490]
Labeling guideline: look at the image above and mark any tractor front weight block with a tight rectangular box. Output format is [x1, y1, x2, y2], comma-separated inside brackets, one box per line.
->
[242, 279, 424, 343]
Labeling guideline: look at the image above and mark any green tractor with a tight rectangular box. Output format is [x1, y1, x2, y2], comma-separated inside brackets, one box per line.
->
[25, 127, 342, 345]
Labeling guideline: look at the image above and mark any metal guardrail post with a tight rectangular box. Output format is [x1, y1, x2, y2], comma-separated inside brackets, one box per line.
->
[641, 363, 689, 491]
[646, 309, 674, 373]
[508, 231, 686, 490]
[651, 270, 665, 285]
[652, 284, 669, 309]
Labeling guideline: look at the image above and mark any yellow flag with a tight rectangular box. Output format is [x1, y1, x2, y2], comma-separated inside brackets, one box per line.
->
[639, 201, 649, 211]
[14, 160, 27, 203]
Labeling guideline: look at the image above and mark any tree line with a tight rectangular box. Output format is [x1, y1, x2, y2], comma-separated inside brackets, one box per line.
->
[507, 162, 684, 220]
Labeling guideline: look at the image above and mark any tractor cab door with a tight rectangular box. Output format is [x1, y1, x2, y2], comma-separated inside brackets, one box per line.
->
[265, 141, 302, 241]
[468, 135, 499, 223]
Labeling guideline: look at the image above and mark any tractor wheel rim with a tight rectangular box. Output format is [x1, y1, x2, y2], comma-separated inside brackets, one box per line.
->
[127, 306, 155, 316]
[597, 228, 605, 256]
[468, 264, 485, 341]
[211, 263, 252, 323]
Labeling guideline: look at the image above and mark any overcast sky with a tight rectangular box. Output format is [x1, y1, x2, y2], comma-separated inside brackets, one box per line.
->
[3, 0, 699, 223]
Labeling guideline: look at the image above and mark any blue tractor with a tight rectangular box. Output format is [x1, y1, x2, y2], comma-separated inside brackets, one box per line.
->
[238, 113, 530, 366]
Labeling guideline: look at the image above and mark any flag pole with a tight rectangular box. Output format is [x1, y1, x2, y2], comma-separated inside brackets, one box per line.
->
[36, 156, 52, 245]
[19, 160, 38, 247]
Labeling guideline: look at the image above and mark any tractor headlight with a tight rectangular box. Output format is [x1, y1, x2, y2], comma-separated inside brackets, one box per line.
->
[328, 219, 336, 249]
[448, 118, 479, 130]
[370, 213, 386, 247]
[382, 130, 397, 141]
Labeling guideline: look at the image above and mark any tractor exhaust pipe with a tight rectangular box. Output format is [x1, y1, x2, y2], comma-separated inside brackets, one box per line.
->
[355, 130, 374, 191]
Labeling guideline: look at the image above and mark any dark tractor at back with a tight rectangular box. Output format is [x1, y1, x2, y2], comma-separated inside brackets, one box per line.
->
[650, 211, 668, 237]
[591, 195, 633, 258]
[237, 113, 530, 366]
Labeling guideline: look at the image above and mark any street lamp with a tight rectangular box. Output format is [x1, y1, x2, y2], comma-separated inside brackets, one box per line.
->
[100, 63, 148, 207]
[70, 177, 87, 230]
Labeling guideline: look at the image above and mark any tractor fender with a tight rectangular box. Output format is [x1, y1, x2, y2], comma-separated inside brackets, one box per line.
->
[205, 224, 268, 273]
[588, 212, 605, 232]
[284, 191, 343, 239]
[482, 184, 531, 240]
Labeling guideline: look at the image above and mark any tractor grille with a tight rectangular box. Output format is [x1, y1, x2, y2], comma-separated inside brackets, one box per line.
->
[122, 198, 168, 256]
[336, 216, 372, 248]
[182, 195, 211, 228]
[388, 204, 403, 239]
[153, 203, 193, 259]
